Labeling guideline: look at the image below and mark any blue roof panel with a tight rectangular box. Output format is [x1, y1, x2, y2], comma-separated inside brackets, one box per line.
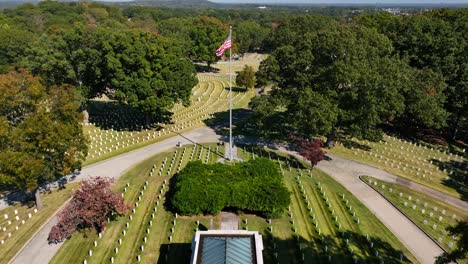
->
[201, 236, 253, 264]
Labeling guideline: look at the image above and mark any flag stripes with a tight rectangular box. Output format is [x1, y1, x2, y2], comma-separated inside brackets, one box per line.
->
[216, 33, 232, 57]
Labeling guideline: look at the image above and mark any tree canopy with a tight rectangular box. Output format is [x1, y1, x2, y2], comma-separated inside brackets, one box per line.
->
[0, 70, 87, 207]
[236, 65, 256, 89]
[171, 158, 290, 218]
[189, 16, 227, 67]
[253, 18, 449, 145]
[95, 29, 198, 121]
[354, 9, 467, 140]
[48, 177, 130, 243]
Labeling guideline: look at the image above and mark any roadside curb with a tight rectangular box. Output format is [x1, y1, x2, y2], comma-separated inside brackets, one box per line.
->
[8, 197, 72, 264]
[359, 175, 448, 254]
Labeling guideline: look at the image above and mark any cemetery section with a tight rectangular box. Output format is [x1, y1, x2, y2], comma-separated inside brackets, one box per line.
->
[0, 182, 80, 264]
[328, 135, 467, 200]
[83, 74, 251, 165]
[82, 53, 264, 166]
[51, 144, 417, 264]
[362, 175, 467, 259]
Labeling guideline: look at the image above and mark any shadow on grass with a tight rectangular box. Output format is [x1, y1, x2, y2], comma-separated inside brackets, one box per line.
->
[156, 229, 411, 264]
[266, 231, 408, 264]
[194, 64, 220, 73]
[224, 86, 248, 93]
[87, 101, 171, 131]
[431, 159, 468, 202]
[0, 170, 80, 206]
[203, 108, 286, 148]
[157, 242, 192, 264]
[340, 137, 372, 151]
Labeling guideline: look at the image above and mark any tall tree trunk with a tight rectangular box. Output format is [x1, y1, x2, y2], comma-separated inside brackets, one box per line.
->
[325, 129, 336, 148]
[145, 112, 151, 127]
[34, 189, 43, 210]
[450, 113, 461, 141]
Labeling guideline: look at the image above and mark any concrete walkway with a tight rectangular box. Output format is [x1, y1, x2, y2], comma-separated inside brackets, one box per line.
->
[316, 154, 444, 264]
[9, 127, 221, 264]
[220, 212, 239, 230]
[8, 128, 464, 264]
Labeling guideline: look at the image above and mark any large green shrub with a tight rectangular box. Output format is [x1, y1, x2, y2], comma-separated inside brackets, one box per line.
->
[171, 158, 290, 217]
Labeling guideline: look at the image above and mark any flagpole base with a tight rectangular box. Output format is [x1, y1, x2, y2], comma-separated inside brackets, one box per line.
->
[224, 143, 239, 161]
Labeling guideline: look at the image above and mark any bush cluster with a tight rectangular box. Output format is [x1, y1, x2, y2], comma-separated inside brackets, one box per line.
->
[171, 158, 290, 218]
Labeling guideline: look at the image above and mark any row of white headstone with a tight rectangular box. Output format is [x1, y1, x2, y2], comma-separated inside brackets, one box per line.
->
[0, 208, 38, 245]
[369, 178, 458, 248]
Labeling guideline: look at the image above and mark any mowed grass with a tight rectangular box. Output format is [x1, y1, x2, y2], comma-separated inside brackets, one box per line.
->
[237, 146, 418, 263]
[52, 143, 418, 264]
[0, 182, 80, 264]
[51, 143, 223, 264]
[328, 135, 467, 199]
[213, 53, 267, 74]
[362, 175, 468, 259]
[2, 55, 256, 263]
[83, 54, 261, 166]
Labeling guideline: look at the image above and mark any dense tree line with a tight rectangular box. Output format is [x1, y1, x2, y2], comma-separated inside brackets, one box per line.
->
[354, 10, 467, 141]
[0, 71, 87, 207]
[0, 1, 281, 118]
[252, 10, 466, 145]
[171, 159, 290, 218]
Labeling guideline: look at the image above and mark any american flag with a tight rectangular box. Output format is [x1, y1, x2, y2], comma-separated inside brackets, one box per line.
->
[215, 33, 232, 57]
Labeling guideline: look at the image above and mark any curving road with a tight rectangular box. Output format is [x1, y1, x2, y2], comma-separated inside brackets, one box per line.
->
[315, 154, 446, 264]
[9, 127, 466, 264]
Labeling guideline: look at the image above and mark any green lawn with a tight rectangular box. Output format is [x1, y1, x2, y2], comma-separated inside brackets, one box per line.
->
[362, 175, 468, 261]
[0, 182, 80, 264]
[50, 144, 223, 264]
[83, 54, 260, 166]
[327, 135, 467, 199]
[52, 143, 419, 264]
[0, 55, 258, 263]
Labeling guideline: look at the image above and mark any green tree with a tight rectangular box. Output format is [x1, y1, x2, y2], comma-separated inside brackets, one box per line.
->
[399, 68, 448, 128]
[157, 17, 194, 56]
[21, 32, 76, 87]
[355, 9, 467, 140]
[263, 14, 337, 52]
[236, 65, 256, 89]
[172, 159, 290, 217]
[255, 25, 410, 146]
[235, 21, 269, 54]
[0, 27, 35, 73]
[95, 29, 197, 123]
[0, 70, 88, 208]
[189, 16, 226, 68]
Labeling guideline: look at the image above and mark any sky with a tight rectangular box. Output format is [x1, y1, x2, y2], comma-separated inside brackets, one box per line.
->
[210, 0, 468, 4]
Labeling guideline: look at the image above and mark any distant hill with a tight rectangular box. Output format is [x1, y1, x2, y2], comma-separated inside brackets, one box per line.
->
[0, 0, 223, 9]
[129, 0, 222, 8]
[0, 0, 38, 9]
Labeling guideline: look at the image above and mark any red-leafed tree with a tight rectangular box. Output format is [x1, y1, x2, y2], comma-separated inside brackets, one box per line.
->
[48, 177, 130, 243]
[290, 135, 326, 166]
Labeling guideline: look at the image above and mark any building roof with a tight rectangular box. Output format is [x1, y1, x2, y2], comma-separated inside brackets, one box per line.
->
[191, 230, 264, 264]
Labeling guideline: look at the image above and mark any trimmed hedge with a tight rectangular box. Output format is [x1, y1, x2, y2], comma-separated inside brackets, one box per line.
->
[171, 158, 290, 218]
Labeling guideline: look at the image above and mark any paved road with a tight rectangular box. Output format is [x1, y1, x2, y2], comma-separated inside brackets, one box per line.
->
[315, 154, 444, 264]
[9, 127, 464, 264]
[10, 127, 221, 264]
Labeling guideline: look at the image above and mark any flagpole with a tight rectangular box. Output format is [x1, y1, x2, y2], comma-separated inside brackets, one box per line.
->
[229, 25, 233, 161]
